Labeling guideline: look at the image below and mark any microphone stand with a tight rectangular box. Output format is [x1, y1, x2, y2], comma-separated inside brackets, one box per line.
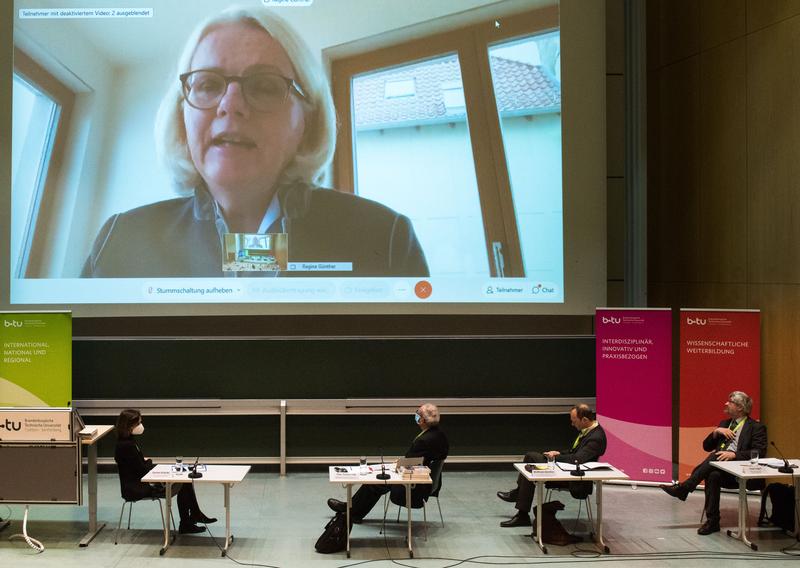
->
[188, 456, 203, 479]
[771, 441, 794, 474]
[376, 448, 390, 480]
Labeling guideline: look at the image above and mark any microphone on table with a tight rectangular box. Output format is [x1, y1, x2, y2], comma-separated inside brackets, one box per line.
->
[188, 456, 203, 479]
[570, 460, 585, 477]
[376, 447, 390, 480]
[771, 441, 795, 474]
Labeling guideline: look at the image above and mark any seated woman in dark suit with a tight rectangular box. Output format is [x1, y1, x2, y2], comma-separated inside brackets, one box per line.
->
[115, 408, 215, 534]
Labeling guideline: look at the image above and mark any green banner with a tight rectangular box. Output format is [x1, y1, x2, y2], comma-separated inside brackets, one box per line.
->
[0, 312, 72, 407]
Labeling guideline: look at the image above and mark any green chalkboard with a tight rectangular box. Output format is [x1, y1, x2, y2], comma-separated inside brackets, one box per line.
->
[72, 336, 595, 399]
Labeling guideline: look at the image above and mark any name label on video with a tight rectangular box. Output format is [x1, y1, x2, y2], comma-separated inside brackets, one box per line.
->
[287, 262, 352, 272]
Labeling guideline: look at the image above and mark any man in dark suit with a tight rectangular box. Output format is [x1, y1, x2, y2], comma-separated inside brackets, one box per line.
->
[661, 390, 767, 535]
[497, 404, 607, 527]
[327, 403, 449, 522]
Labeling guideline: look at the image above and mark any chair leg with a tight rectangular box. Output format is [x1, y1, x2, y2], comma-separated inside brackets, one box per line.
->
[586, 498, 594, 536]
[115, 501, 128, 545]
[436, 496, 444, 527]
[396, 504, 401, 522]
[572, 499, 583, 532]
[423, 503, 429, 541]
[127, 500, 134, 529]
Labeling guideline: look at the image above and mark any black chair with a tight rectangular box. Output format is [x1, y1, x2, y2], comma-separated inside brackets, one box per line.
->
[544, 480, 595, 535]
[387, 459, 445, 540]
[114, 472, 175, 545]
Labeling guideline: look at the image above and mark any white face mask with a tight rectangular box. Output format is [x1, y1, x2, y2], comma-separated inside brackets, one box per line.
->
[132, 423, 144, 435]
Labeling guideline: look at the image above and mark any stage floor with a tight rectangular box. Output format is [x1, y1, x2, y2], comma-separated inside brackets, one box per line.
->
[0, 470, 797, 567]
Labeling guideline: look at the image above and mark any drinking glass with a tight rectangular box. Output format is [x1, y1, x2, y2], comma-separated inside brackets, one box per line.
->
[750, 449, 759, 465]
[359, 456, 368, 475]
[175, 456, 183, 474]
[547, 455, 556, 471]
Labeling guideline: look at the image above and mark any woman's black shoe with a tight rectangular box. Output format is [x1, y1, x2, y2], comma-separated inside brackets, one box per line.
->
[179, 522, 206, 534]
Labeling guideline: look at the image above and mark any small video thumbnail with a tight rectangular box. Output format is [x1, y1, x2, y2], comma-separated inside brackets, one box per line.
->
[222, 233, 288, 272]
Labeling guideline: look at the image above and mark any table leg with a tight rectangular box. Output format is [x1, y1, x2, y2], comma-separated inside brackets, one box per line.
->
[407, 484, 413, 558]
[79, 443, 106, 547]
[222, 483, 233, 557]
[532, 481, 546, 554]
[795, 477, 800, 541]
[725, 477, 757, 550]
[595, 481, 609, 553]
[159, 483, 173, 556]
[346, 485, 352, 558]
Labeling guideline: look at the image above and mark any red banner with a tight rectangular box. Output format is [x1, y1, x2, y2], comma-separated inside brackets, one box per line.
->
[596, 308, 672, 483]
[678, 309, 760, 481]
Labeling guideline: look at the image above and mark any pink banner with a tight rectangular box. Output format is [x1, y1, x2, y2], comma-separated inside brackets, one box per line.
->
[596, 308, 672, 483]
[678, 309, 760, 482]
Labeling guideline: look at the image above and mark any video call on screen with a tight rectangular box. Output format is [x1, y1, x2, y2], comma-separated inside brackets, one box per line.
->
[10, 0, 564, 304]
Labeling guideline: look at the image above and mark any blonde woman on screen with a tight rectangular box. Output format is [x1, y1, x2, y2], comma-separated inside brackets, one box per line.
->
[82, 5, 427, 278]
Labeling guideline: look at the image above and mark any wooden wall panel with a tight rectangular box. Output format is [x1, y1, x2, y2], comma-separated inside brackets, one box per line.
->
[698, 39, 747, 283]
[656, 0, 700, 66]
[650, 1, 800, 457]
[747, 0, 800, 33]
[651, 57, 702, 283]
[648, 282, 748, 311]
[700, 0, 746, 51]
[749, 284, 800, 457]
[747, 15, 800, 284]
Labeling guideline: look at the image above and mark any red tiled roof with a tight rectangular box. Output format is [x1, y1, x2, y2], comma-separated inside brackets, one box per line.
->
[353, 55, 560, 130]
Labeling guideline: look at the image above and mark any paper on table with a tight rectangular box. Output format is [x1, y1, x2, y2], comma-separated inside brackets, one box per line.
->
[758, 458, 797, 468]
[556, 462, 613, 471]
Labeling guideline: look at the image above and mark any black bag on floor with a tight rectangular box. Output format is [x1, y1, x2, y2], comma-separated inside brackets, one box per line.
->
[758, 482, 795, 532]
[315, 512, 348, 553]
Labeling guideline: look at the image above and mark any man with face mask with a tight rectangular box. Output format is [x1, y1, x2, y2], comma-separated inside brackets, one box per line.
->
[326, 403, 449, 523]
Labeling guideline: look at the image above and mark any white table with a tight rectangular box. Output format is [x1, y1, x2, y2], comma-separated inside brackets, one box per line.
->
[514, 462, 629, 554]
[710, 459, 800, 550]
[329, 465, 431, 558]
[79, 424, 115, 547]
[142, 464, 250, 556]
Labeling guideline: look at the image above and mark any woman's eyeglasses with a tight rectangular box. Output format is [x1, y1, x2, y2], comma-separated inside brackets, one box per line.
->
[180, 69, 307, 112]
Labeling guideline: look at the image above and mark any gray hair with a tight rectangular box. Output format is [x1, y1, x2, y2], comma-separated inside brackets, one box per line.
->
[418, 403, 440, 426]
[154, 5, 337, 192]
[729, 391, 752, 415]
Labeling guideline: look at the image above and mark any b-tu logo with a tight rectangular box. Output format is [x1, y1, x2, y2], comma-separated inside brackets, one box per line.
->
[602, 316, 621, 324]
[687, 317, 707, 326]
[4, 319, 23, 328]
[0, 419, 22, 432]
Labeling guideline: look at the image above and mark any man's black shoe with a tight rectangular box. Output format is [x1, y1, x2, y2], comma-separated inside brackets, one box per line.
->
[327, 498, 347, 513]
[496, 489, 519, 503]
[660, 483, 689, 501]
[697, 521, 720, 535]
[500, 511, 531, 528]
[191, 513, 217, 524]
[178, 522, 206, 534]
